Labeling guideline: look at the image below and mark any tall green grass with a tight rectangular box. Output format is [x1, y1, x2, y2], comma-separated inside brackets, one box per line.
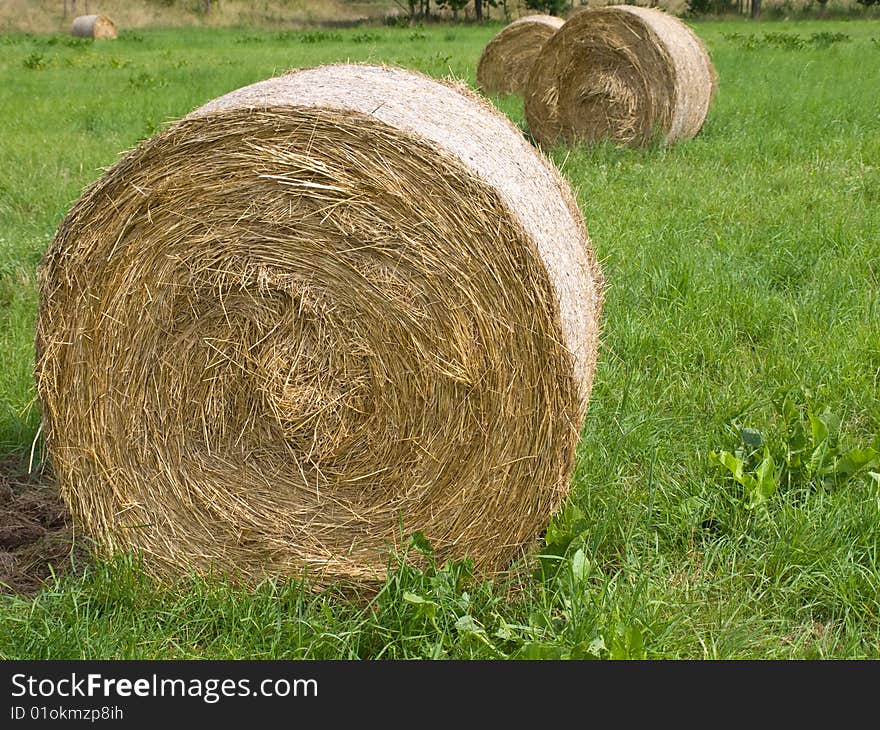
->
[1, 19, 879, 658]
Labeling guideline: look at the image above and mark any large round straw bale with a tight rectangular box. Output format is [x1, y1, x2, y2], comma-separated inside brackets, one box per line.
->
[35, 64, 603, 588]
[477, 15, 564, 97]
[70, 14, 117, 40]
[524, 6, 716, 148]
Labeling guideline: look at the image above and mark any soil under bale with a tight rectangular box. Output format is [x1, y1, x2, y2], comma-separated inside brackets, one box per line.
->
[0, 460, 82, 597]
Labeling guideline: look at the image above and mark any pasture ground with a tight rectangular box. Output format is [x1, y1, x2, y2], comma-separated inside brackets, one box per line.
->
[0, 19, 879, 658]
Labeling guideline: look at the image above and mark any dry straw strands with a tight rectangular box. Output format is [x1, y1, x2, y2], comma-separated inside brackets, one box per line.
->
[70, 14, 117, 40]
[35, 64, 603, 589]
[525, 6, 716, 149]
[477, 15, 564, 97]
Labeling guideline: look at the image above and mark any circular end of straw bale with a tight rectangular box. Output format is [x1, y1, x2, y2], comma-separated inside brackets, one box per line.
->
[524, 6, 716, 149]
[35, 64, 603, 588]
[70, 14, 118, 40]
[476, 15, 564, 97]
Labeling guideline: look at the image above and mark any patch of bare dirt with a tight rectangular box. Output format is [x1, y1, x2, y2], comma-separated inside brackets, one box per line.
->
[0, 459, 85, 597]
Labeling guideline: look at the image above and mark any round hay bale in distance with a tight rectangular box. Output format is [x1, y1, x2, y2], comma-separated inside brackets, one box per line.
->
[476, 15, 564, 97]
[524, 6, 716, 148]
[70, 14, 117, 40]
[35, 64, 604, 588]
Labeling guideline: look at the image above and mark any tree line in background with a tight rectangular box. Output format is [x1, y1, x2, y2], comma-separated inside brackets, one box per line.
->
[689, 0, 877, 17]
[63, 0, 214, 17]
[403, 1, 584, 19]
[402, 0, 878, 18]
[62, 0, 879, 22]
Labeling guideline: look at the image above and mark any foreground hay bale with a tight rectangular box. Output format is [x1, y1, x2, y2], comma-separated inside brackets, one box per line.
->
[525, 6, 715, 148]
[70, 14, 117, 40]
[35, 64, 603, 588]
[477, 15, 564, 97]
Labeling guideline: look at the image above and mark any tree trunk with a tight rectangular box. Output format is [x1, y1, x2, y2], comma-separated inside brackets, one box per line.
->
[475, 0, 483, 21]
[751, 0, 761, 18]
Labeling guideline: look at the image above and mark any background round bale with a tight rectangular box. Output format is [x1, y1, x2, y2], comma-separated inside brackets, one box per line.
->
[525, 6, 716, 149]
[35, 64, 604, 589]
[70, 14, 118, 40]
[476, 15, 564, 97]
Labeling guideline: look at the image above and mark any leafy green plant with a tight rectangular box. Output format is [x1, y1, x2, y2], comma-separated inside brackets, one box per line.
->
[535, 503, 591, 581]
[722, 32, 761, 49]
[45, 35, 90, 49]
[723, 31, 851, 50]
[23, 52, 48, 70]
[712, 392, 879, 508]
[515, 546, 647, 661]
[763, 32, 808, 50]
[298, 31, 343, 44]
[351, 32, 380, 44]
[711, 444, 779, 509]
[605, 623, 647, 660]
[809, 32, 851, 48]
[514, 639, 603, 660]
[376, 533, 508, 658]
[128, 72, 167, 89]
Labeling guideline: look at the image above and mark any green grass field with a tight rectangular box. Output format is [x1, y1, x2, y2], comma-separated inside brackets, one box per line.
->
[1, 18, 879, 659]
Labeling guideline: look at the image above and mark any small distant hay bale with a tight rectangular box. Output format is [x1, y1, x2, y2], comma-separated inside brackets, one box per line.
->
[476, 15, 564, 97]
[70, 14, 117, 40]
[524, 6, 716, 148]
[35, 64, 604, 589]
